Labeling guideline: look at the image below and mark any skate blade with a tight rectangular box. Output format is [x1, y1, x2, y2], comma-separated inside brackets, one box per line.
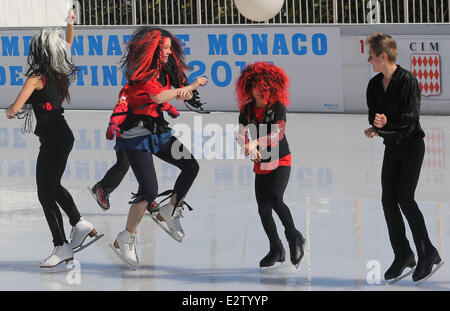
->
[109, 243, 137, 271]
[40, 259, 75, 273]
[386, 267, 416, 285]
[414, 261, 445, 286]
[259, 262, 288, 273]
[150, 214, 183, 243]
[86, 186, 108, 211]
[73, 234, 104, 254]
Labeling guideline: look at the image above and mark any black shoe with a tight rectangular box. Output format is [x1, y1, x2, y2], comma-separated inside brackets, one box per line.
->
[259, 246, 285, 267]
[384, 253, 416, 281]
[286, 230, 305, 269]
[91, 183, 110, 210]
[412, 249, 444, 284]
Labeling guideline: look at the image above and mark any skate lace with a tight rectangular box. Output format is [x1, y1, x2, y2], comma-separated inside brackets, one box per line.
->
[44, 247, 58, 261]
[172, 206, 184, 219]
[128, 235, 137, 252]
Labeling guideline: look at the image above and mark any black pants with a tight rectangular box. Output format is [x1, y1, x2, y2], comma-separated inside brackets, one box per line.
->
[98, 149, 130, 193]
[255, 166, 297, 248]
[381, 138, 435, 259]
[125, 136, 199, 205]
[36, 126, 81, 247]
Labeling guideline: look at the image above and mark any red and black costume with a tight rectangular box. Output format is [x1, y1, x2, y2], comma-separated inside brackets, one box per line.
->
[99, 26, 201, 210]
[236, 62, 304, 268]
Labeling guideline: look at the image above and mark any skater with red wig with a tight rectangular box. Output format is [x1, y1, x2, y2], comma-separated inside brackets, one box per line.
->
[235, 62, 305, 269]
[108, 26, 208, 269]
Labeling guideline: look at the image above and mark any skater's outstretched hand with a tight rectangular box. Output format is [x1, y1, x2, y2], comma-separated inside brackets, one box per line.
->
[373, 113, 387, 128]
[66, 10, 76, 25]
[364, 127, 378, 138]
[190, 77, 208, 90]
[244, 140, 259, 156]
[160, 102, 180, 118]
[106, 122, 121, 140]
[176, 89, 193, 101]
[249, 149, 261, 163]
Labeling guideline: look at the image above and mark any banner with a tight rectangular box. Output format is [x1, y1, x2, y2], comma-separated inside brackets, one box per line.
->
[0, 26, 344, 112]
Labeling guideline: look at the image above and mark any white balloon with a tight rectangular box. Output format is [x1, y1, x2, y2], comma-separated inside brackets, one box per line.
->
[234, 0, 285, 22]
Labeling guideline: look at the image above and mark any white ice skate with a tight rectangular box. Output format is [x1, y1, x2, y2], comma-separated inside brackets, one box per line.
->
[69, 218, 104, 253]
[40, 243, 74, 272]
[172, 206, 185, 238]
[151, 203, 184, 242]
[109, 230, 139, 270]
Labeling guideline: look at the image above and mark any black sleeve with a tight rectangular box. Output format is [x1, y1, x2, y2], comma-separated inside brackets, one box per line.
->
[366, 80, 376, 127]
[238, 105, 249, 126]
[383, 77, 421, 131]
[274, 103, 287, 122]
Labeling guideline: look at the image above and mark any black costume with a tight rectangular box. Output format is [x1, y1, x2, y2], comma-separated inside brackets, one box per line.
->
[367, 65, 440, 280]
[31, 77, 81, 247]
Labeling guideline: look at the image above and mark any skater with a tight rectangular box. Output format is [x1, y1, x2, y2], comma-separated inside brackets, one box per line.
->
[89, 42, 207, 213]
[364, 32, 443, 285]
[235, 62, 305, 269]
[88, 92, 184, 211]
[5, 10, 102, 271]
[108, 26, 208, 268]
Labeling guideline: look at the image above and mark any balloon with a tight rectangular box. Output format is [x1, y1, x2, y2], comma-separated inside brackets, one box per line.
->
[234, 0, 285, 22]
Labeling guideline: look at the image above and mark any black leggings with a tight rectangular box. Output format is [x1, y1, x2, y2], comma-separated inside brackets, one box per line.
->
[381, 138, 435, 259]
[37, 128, 81, 247]
[155, 136, 199, 206]
[98, 149, 130, 193]
[125, 136, 199, 206]
[255, 166, 297, 248]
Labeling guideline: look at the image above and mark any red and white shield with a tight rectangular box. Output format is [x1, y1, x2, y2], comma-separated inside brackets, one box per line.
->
[411, 54, 441, 97]
[423, 129, 444, 172]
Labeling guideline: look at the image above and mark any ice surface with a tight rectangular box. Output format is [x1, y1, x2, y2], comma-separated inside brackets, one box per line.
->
[0, 111, 449, 291]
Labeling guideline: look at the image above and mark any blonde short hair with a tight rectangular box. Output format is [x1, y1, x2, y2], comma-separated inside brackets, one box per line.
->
[366, 32, 398, 63]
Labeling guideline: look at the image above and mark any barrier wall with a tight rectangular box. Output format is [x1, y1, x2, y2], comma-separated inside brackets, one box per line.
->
[0, 24, 449, 114]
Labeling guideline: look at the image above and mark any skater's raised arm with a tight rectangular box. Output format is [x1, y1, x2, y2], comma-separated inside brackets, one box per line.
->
[65, 10, 76, 50]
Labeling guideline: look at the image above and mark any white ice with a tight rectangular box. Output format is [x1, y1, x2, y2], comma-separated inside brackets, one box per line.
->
[0, 111, 449, 291]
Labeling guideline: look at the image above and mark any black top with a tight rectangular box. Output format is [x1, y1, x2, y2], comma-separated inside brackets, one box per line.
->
[367, 65, 425, 145]
[29, 77, 66, 137]
[238, 101, 290, 163]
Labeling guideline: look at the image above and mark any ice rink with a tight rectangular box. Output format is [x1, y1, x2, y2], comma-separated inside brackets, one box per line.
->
[1, 110, 449, 291]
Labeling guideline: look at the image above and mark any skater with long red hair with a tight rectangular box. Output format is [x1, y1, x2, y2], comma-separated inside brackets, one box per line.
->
[235, 62, 305, 269]
[108, 26, 208, 269]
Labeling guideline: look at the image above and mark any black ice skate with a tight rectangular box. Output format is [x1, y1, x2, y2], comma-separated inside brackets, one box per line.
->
[412, 250, 444, 286]
[259, 246, 286, 268]
[286, 230, 305, 269]
[87, 184, 110, 210]
[384, 253, 416, 285]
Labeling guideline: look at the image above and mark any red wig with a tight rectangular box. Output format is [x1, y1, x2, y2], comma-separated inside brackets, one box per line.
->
[121, 27, 189, 86]
[235, 62, 290, 111]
